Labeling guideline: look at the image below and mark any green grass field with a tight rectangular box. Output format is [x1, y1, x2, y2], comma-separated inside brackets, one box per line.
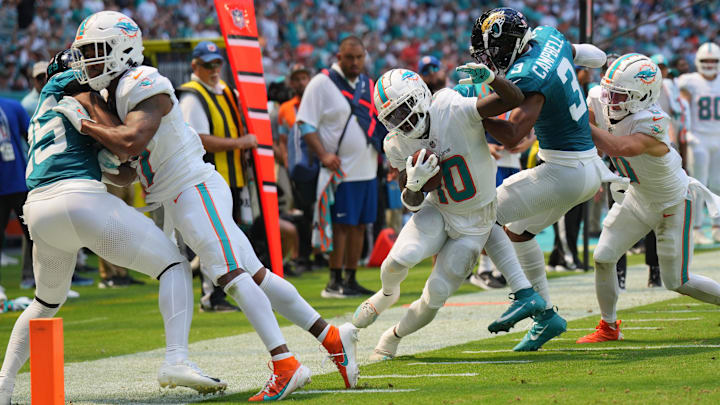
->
[1, 250, 719, 404]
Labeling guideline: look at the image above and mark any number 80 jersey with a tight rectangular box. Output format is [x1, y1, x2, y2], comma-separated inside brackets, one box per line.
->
[505, 26, 594, 152]
[676, 72, 720, 137]
[384, 89, 497, 234]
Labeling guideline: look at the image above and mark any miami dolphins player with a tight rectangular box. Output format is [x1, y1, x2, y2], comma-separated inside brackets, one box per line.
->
[468, 7, 619, 351]
[578, 54, 720, 343]
[0, 49, 226, 405]
[57, 11, 360, 399]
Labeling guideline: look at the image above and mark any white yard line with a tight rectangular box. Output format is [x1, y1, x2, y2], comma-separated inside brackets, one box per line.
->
[462, 344, 720, 354]
[361, 373, 478, 379]
[7, 253, 720, 404]
[623, 318, 703, 322]
[407, 360, 532, 365]
[293, 389, 418, 395]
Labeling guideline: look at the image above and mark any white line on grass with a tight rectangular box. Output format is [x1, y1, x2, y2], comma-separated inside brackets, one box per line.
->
[636, 310, 719, 313]
[64, 317, 108, 325]
[625, 317, 702, 322]
[669, 303, 706, 306]
[566, 327, 662, 331]
[362, 373, 479, 379]
[407, 360, 532, 365]
[293, 389, 418, 395]
[462, 344, 720, 354]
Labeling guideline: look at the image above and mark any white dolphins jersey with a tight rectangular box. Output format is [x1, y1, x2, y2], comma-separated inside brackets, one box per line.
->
[114, 66, 214, 203]
[606, 104, 688, 208]
[384, 89, 496, 234]
[676, 72, 720, 137]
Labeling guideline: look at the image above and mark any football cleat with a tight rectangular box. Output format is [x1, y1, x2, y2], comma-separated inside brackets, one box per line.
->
[513, 308, 567, 352]
[488, 288, 546, 333]
[249, 357, 311, 402]
[352, 290, 399, 328]
[158, 360, 227, 394]
[369, 326, 402, 361]
[576, 320, 623, 343]
[322, 323, 360, 388]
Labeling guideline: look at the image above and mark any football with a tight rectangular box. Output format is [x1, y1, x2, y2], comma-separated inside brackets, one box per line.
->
[411, 149, 443, 192]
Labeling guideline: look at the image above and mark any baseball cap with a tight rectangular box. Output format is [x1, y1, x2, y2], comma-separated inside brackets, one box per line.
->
[32, 61, 49, 78]
[289, 63, 311, 78]
[418, 55, 440, 75]
[651, 54, 667, 66]
[192, 41, 223, 63]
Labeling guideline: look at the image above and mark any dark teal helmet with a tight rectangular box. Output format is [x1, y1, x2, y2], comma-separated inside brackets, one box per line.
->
[470, 8, 532, 75]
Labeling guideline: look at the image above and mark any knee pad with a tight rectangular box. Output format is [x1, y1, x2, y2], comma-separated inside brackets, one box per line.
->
[594, 245, 620, 265]
[422, 276, 451, 309]
[437, 240, 481, 280]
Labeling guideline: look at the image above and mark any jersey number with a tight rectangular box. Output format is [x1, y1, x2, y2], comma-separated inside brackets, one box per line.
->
[26, 97, 67, 178]
[436, 155, 477, 204]
[557, 57, 587, 122]
[697, 96, 720, 120]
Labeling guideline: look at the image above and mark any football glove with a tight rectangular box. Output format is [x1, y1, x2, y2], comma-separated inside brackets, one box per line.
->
[52, 96, 95, 134]
[405, 149, 439, 192]
[457, 62, 496, 85]
[97, 148, 121, 175]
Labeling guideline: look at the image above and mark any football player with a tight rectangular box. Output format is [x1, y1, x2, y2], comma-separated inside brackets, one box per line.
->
[578, 54, 720, 343]
[467, 7, 620, 351]
[676, 43, 720, 244]
[351, 66, 547, 360]
[0, 48, 226, 405]
[55, 11, 358, 400]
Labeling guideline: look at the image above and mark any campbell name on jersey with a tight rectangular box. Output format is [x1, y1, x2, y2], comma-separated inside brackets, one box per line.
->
[384, 89, 496, 234]
[505, 26, 594, 152]
[26, 70, 101, 190]
[676, 72, 720, 137]
[114, 66, 213, 203]
[607, 104, 688, 207]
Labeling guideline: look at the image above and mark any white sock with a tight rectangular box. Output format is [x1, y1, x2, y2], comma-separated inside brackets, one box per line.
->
[478, 254, 493, 273]
[259, 272, 320, 331]
[224, 272, 286, 351]
[485, 224, 532, 292]
[676, 274, 720, 305]
[395, 298, 439, 338]
[0, 300, 60, 393]
[594, 261, 619, 324]
[158, 262, 193, 364]
[380, 258, 408, 297]
[316, 324, 331, 344]
[271, 352, 293, 361]
[513, 239, 552, 308]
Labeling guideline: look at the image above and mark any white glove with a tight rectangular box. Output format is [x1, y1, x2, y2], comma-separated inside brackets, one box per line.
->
[456, 62, 495, 85]
[97, 148, 121, 175]
[405, 148, 440, 192]
[51, 96, 95, 134]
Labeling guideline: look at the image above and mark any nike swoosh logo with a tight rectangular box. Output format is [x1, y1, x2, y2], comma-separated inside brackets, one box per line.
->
[133, 72, 142, 80]
[529, 325, 549, 340]
[663, 213, 674, 217]
[497, 304, 526, 322]
[652, 117, 662, 121]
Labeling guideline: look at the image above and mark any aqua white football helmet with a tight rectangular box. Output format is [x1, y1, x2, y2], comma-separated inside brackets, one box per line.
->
[374, 69, 432, 139]
[601, 53, 662, 120]
[694, 42, 720, 78]
[71, 11, 144, 91]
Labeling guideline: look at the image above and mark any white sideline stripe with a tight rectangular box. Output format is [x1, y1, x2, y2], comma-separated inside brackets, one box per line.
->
[625, 317, 702, 322]
[64, 317, 108, 325]
[256, 148, 274, 157]
[262, 185, 277, 193]
[293, 389, 417, 395]
[362, 373, 478, 379]
[636, 310, 718, 313]
[248, 111, 270, 120]
[567, 327, 662, 331]
[237, 74, 265, 84]
[669, 303, 706, 306]
[463, 344, 720, 354]
[408, 360, 531, 365]
[515, 337, 574, 341]
[227, 38, 259, 48]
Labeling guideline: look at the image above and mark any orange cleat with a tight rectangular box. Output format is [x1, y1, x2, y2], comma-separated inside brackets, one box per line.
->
[321, 323, 359, 388]
[576, 320, 623, 343]
[248, 356, 311, 402]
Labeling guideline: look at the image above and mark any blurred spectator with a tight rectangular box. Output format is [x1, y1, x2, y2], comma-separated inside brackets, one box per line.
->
[418, 55, 447, 94]
[20, 61, 48, 117]
[178, 41, 257, 312]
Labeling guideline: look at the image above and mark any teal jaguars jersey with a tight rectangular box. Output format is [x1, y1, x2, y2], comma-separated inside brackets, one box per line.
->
[26, 71, 101, 190]
[505, 26, 594, 152]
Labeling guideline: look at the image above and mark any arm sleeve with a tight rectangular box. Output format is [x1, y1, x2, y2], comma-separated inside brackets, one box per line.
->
[178, 92, 210, 134]
[573, 43, 607, 68]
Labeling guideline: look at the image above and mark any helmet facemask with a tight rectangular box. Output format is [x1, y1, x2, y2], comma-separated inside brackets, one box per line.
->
[698, 58, 719, 77]
[72, 40, 124, 91]
[378, 87, 429, 139]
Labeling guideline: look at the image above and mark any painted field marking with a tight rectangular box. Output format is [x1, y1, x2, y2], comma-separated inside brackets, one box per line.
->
[293, 389, 417, 395]
[407, 360, 531, 365]
[463, 344, 720, 354]
[624, 318, 702, 322]
[64, 317, 108, 326]
[669, 303, 706, 306]
[636, 310, 718, 314]
[362, 373, 478, 379]
[567, 327, 662, 331]
[402, 301, 510, 308]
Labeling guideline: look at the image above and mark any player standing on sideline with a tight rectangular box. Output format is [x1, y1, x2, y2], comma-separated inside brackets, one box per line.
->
[577, 54, 720, 343]
[0, 49, 227, 405]
[467, 8, 617, 351]
[57, 11, 358, 400]
[676, 43, 720, 245]
[352, 66, 547, 360]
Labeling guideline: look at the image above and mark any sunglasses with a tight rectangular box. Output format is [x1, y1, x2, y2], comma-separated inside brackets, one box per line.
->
[200, 60, 223, 70]
[421, 65, 440, 75]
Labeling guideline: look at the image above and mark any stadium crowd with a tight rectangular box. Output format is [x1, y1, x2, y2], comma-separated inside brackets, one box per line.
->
[1, 0, 720, 92]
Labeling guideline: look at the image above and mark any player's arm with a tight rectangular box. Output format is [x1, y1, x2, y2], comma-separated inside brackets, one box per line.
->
[475, 75, 525, 118]
[102, 163, 137, 187]
[73, 92, 131, 162]
[571, 44, 606, 68]
[199, 133, 258, 153]
[81, 94, 173, 157]
[679, 89, 692, 103]
[484, 92, 545, 149]
[398, 169, 424, 212]
[590, 124, 669, 157]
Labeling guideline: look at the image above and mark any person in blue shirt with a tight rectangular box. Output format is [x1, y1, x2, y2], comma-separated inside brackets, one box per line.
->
[465, 7, 618, 351]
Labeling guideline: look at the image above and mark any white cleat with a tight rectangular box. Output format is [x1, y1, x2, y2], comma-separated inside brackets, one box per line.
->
[0, 389, 11, 405]
[158, 360, 227, 394]
[695, 229, 713, 245]
[338, 322, 360, 388]
[352, 291, 399, 328]
[368, 326, 401, 361]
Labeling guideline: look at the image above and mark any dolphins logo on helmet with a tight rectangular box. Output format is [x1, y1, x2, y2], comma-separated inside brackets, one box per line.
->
[633, 63, 657, 85]
[114, 17, 139, 38]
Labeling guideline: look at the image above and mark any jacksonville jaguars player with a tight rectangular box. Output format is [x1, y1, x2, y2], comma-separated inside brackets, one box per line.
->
[55, 11, 359, 399]
[468, 8, 620, 351]
[0, 49, 226, 405]
[578, 53, 720, 343]
[351, 66, 547, 360]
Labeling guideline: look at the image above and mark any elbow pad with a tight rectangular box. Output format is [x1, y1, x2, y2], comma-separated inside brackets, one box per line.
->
[401, 188, 424, 212]
[574, 44, 607, 69]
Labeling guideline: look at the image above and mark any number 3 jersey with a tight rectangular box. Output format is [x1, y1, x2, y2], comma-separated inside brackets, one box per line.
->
[384, 88, 496, 235]
[606, 104, 688, 208]
[113, 66, 214, 203]
[505, 26, 594, 153]
[26, 70, 101, 191]
[676, 72, 720, 137]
